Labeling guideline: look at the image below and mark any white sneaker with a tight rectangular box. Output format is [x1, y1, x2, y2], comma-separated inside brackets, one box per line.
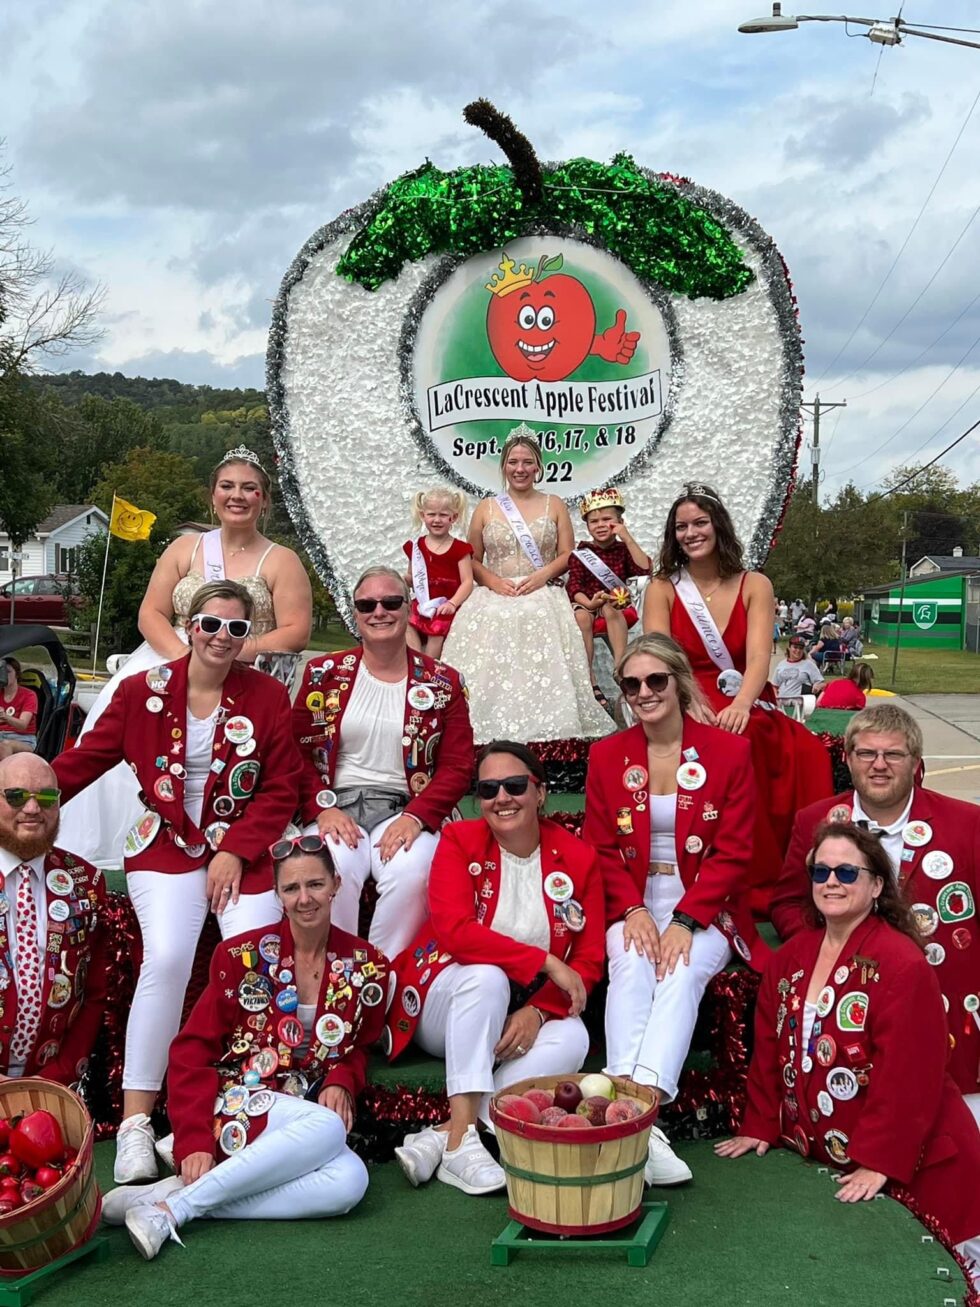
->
[114, 1114, 159, 1184]
[103, 1175, 185, 1227]
[394, 1127, 448, 1187]
[154, 1134, 175, 1173]
[124, 1204, 184, 1261]
[437, 1125, 505, 1195]
[644, 1125, 693, 1186]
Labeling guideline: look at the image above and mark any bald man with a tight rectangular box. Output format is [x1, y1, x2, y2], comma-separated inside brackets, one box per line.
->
[0, 754, 107, 1084]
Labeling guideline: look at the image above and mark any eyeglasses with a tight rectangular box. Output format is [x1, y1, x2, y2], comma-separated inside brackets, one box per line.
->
[353, 596, 407, 614]
[810, 862, 870, 885]
[618, 672, 672, 698]
[850, 749, 911, 765]
[192, 613, 252, 639]
[269, 833, 329, 861]
[2, 788, 61, 810]
[476, 775, 534, 800]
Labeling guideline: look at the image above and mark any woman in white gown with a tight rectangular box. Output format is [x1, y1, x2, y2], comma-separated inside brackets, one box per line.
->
[60, 446, 312, 867]
[441, 428, 613, 745]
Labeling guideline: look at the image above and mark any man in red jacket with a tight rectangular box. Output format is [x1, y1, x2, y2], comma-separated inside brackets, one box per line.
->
[771, 702, 980, 1124]
[0, 753, 106, 1085]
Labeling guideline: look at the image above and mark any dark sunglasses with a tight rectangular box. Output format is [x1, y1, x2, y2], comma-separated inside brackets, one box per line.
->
[270, 833, 328, 861]
[810, 862, 870, 885]
[353, 596, 407, 614]
[618, 672, 673, 697]
[192, 613, 252, 638]
[476, 775, 534, 800]
[2, 787, 61, 810]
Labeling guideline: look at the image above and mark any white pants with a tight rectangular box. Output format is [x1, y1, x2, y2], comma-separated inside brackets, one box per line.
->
[124, 869, 281, 1092]
[415, 963, 590, 1125]
[965, 1093, 980, 1133]
[604, 876, 731, 1102]
[166, 1095, 367, 1223]
[302, 815, 437, 959]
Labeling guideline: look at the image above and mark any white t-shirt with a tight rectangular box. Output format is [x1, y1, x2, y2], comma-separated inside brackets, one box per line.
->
[333, 667, 409, 793]
[772, 658, 823, 699]
[183, 709, 219, 828]
[492, 847, 550, 951]
[648, 792, 677, 865]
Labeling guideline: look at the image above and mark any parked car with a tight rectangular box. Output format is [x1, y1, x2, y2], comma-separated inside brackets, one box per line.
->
[0, 574, 81, 626]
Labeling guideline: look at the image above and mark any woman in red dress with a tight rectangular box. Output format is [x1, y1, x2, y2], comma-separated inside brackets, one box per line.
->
[642, 484, 833, 914]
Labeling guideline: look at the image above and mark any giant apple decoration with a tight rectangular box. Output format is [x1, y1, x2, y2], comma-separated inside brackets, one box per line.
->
[269, 100, 802, 629]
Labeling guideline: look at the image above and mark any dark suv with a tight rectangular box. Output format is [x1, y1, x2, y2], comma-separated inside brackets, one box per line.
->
[0, 575, 80, 626]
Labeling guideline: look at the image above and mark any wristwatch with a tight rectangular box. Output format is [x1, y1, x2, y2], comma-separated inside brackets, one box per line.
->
[670, 911, 701, 933]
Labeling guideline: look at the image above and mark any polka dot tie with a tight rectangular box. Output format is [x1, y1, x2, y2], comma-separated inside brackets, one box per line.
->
[10, 865, 42, 1065]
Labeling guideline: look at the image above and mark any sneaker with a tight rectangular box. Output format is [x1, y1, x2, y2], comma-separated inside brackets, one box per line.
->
[154, 1134, 175, 1173]
[394, 1127, 448, 1188]
[124, 1204, 184, 1261]
[103, 1175, 185, 1227]
[644, 1125, 693, 1187]
[437, 1125, 506, 1196]
[114, 1114, 159, 1184]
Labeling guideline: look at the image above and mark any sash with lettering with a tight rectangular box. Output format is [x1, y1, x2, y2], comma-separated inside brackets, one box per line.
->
[201, 530, 226, 583]
[572, 546, 627, 594]
[410, 536, 441, 619]
[671, 568, 734, 673]
[495, 495, 544, 570]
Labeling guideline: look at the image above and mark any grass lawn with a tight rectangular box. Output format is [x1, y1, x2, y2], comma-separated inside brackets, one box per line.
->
[865, 645, 980, 694]
[308, 619, 353, 651]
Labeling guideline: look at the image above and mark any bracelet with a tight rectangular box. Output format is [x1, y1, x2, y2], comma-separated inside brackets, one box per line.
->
[624, 905, 648, 919]
[530, 1007, 547, 1028]
[670, 911, 700, 933]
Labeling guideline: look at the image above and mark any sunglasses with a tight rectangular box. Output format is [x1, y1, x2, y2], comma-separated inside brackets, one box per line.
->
[618, 672, 673, 698]
[353, 596, 407, 614]
[269, 833, 328, 861]
[2, 787, 61, 810]
[192, 613, 252, 639]
[476, 775, 534, 800]
[810, 862, 870, 884]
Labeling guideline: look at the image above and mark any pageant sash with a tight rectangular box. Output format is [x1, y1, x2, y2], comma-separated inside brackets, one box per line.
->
[411, 537, 441, 618]
[201, 530, 226, 583]
[495, 495, 544, 570]
[671, 568, 734, 673]
[572, 547, 627, 594]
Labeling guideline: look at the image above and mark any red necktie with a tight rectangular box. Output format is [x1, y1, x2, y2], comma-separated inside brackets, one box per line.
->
[10, 865, 42, 1065]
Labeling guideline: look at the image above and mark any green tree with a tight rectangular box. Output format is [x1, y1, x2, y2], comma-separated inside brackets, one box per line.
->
[53, 396, 163, 502]
[0, 364, 59, 551]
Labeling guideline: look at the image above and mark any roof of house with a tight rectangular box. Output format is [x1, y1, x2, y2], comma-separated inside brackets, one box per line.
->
[35, 505, 108, 535]
[912, 554, 980, 572]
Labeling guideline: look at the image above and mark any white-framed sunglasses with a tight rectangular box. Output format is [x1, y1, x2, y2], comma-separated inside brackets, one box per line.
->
[192, 613, 252, 639]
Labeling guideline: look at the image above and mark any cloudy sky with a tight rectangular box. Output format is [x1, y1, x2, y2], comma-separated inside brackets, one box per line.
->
[3, 0, 979, 498]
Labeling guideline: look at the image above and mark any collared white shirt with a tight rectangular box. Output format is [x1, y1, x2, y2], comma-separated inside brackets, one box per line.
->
[0, 848, 48, 1077]
[850, 791, 914, 879]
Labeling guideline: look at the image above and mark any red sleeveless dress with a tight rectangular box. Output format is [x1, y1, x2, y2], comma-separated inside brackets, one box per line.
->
[670, 577, 834, 916]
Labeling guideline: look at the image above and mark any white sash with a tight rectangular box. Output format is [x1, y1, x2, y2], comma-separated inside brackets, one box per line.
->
[671, 569, 734, 673]
[411, 536, 441, 618]
[201, 530, 226, 583]
[572, 546, 627, 595]
[495, 495, 544, 570]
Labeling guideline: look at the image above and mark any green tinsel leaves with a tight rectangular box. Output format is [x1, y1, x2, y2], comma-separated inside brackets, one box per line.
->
[336, 155, 753, 300]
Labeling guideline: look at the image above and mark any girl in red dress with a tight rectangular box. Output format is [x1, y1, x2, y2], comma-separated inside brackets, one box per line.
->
[403, 488, 474, 658]
[642, 484, 833, 915]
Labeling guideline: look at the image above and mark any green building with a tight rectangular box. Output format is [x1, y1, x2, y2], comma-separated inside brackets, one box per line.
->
[858, 572, 977, 650]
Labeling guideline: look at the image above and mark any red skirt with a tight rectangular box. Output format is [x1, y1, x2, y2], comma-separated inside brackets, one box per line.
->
[409, 600, 456, 638]
[593, 605, 638, 635]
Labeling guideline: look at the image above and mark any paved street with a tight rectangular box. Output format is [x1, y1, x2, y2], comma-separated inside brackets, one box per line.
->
[901, 694, 980, 805]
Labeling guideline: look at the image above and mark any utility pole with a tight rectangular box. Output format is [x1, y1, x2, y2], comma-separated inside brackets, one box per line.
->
[801, 395, 847, 504]
[890, 511, 909, 688]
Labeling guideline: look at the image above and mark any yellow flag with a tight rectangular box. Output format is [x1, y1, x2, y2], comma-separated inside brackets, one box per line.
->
[109, 494, 157, 542]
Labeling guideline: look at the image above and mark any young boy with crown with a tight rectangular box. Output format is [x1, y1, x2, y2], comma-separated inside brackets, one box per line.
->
[568, 488, 651, 705]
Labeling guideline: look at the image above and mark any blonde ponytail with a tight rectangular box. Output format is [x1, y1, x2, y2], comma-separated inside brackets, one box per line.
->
[411, 486, 468, 532]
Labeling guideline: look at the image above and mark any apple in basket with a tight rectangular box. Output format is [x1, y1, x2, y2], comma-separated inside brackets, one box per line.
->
[557, 1115, 593, 1130]
[10, 1110, 66, 1170]
[0, 1153, 21, 1179]
[523, 1089, 554, 1113]
[606, 1097, 646, 1123]
[33, 1165, 65, 1190]
[576, 1096, 612, 1126]
[496, 1095, 541, 1124]
[553, 1081, 583, 1113]
[539, 1107, 568, 1126]
[577, 1073, 616, 1101]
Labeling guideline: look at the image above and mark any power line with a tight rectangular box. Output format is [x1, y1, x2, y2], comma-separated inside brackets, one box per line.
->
[856, 372, 980, 490]
[847, 284, 980, 401]
[865, 419, 980, 501]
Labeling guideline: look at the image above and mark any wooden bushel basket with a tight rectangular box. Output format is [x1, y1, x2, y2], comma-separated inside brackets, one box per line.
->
[0, 1079, 101, 1275]
[490, 1074, 658, 1236]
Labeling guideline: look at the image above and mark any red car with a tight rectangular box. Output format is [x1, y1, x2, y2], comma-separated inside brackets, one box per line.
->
[0, 575, 80, 627]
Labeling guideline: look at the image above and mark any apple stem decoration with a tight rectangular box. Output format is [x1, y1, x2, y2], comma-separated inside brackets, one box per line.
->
[462, 98, 543, 206]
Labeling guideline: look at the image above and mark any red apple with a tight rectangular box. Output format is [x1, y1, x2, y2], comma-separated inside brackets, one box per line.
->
[33, 1166, 63, 1190]
[0, 1119, 10, 1149]
[10, 1112, 65, 1169]
[496, 1095, 541, 1124]
[605, 1097, 646, 1124]
[486, 269, 597, 384]
[19, 1181, 43, 1204]
[576, 1096, 611, 1126]
[553, 1081, 583, 1113]
[0, 1199, 17, 1215]
[523, 1089, 553, 1113]
[557, 1115, 593, 1129]
[0, 1154, 22, 1179]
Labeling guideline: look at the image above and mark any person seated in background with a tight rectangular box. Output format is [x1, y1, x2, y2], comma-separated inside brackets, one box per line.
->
[771, 638, 825, 702]
[388, 741, 604, 1197]
[818, 661, 873, 710]
[717, 823, 980, 1294]
[839, 616, 863, 659]
[0, 754, 106, 1083]
[0, 659, 39, 760]
[794, 611, 816, 639]
[809, 623, 843, 669]
[101, 836, 383, 1261]
[770, 703, 980, 1124]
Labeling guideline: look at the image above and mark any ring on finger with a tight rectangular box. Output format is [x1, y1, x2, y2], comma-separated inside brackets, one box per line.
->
[516, 1044, 527, 1055]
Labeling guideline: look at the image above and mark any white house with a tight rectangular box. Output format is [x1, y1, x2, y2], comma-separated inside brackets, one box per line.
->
[909, 547, 980, 579]
[0, 504, 109, 586]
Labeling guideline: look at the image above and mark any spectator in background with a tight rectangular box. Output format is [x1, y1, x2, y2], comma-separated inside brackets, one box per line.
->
[794, 611, 817, 640]
[818, 661, 873, 710]
[840, 617, 863, 659]
[810, 623, 843, 669]
[771, 638, 824, 701]
[777, 599, 789, 632]
[0, 659, 39, 759]
[790, 599, 804, 625]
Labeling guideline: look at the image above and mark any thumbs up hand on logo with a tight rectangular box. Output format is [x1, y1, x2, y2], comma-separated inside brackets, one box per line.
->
[592, 309, 641, 365]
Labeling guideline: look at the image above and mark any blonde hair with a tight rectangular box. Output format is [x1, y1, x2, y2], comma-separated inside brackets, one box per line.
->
[615, 632, 710, 719]
[410, 487, 467, 531]
[499, 434, 544, 486]
[845, 702, 922, 759]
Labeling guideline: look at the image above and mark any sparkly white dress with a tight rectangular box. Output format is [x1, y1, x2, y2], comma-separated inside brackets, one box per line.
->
[441, 503, 614, 745]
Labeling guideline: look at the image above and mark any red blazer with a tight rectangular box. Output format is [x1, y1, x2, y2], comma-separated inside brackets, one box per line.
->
[0, 849, 107, 1085]
[582, 719, 763, 969]
[168, 921, 387, 1166]
[770, 787, 979, 1094]
[740, 916, 980, 1245]
[385, 818, 605, 1060]
[293, 647, 474, 829]
[54, 656, 301, 891]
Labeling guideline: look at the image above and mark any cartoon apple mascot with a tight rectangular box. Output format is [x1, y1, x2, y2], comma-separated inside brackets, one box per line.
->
[269, 100, 803, 629]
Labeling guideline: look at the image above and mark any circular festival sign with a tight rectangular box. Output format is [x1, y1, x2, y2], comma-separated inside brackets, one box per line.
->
[269, 102, 803, 627]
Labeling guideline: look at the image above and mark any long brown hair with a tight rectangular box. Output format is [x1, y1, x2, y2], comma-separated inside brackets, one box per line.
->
[656, 484, 745, 580]
[803, 821, 923, 946]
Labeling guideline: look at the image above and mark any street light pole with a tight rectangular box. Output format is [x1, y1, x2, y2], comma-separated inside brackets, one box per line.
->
[738, 5, 980, 51]
[801, 396, 846, 504]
